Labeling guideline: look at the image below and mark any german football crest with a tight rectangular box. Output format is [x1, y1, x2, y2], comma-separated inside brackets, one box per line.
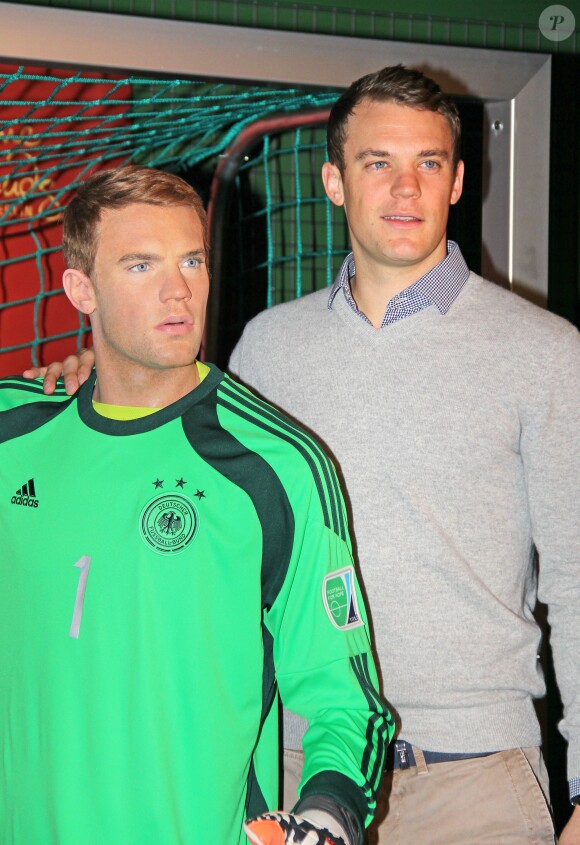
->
[140, 494, 198, 555]
[322, 566, 364, 630]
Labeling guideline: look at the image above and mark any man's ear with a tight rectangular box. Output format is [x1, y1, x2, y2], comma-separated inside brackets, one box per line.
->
[62, 268, 96, 315]
[321, 161, 345, 207]
[450, 160, 465, 207]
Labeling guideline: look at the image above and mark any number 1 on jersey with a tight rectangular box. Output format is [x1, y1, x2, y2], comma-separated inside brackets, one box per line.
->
[70, 555, 92, 639]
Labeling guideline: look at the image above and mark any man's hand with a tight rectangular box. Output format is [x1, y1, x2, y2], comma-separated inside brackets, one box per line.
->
[244, 812, 347, 845]
[560, 806, 580, 845]
[22, 348, 95, 395]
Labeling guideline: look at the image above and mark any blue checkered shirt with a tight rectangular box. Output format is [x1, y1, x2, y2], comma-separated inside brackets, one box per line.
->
[327, 240, 470, 326]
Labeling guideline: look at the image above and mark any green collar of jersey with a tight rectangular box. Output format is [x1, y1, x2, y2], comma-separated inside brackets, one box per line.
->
[92, 361, 211, 420]
[77, 364, 223, 436]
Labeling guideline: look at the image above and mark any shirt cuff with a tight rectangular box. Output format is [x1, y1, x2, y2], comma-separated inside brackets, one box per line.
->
[569, 777, 580, 802]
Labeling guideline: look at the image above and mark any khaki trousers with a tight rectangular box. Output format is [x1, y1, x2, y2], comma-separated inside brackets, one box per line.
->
[283, 746, 556, 845]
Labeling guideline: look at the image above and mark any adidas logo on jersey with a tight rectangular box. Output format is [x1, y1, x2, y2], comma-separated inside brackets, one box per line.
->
[11, 478, 39, 508]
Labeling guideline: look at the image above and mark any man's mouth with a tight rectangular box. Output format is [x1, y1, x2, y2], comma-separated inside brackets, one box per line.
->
[383, 215, 421, 221]
[157, 316, 193, 334]
[163, 317, 191, 324]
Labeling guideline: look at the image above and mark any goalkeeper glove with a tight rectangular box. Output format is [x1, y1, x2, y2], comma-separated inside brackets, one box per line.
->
[244, 811, 347, 845]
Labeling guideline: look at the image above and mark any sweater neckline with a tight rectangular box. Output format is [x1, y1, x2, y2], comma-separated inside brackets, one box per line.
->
[330, 283, 443, 341]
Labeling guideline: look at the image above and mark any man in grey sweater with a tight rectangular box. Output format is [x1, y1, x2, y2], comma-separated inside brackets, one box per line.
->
[228, 66, 580, 844]
[31, 65, 580, 843]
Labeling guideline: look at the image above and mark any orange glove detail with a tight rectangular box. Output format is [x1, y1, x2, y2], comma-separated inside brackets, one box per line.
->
[244, 811, 347, 845]
[245, 815, 286, 845]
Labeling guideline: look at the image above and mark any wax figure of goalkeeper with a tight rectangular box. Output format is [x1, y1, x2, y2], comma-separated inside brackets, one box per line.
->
[0, 166, 392, 845]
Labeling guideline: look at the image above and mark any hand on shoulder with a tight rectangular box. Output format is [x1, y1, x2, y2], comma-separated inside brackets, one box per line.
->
[23, 348, 95, 395]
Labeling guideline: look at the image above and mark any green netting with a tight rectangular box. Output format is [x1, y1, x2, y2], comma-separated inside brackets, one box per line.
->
[236, 127, 349, 303]
[0, 65, 340, 375]
[0, 70, 339, 222]
[208, 121, 351, 365]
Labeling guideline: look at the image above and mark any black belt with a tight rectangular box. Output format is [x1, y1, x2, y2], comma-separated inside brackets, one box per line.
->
[386, 740, 496, 771]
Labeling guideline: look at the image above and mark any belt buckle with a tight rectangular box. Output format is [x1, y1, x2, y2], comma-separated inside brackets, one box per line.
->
[395, 740, 411, 770]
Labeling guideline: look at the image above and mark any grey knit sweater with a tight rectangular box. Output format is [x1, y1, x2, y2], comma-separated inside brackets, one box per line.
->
[229, 270, 580, 783]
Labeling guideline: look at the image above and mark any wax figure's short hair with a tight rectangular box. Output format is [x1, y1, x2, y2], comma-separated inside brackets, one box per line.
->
[63, 166, 207, 275]
[327, 64, 462, 173]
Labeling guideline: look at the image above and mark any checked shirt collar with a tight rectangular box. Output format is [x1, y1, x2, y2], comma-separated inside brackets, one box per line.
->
[327, 240, 470, 327]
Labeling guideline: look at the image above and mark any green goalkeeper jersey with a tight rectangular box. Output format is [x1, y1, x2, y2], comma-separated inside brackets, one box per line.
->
[0, 366, 391, 845]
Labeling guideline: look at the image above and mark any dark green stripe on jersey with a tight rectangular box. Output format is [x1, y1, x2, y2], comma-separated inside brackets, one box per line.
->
[244, 758, 268, 822]
[181, 386, 293, 823]
[244, 628, 275, 822]
[218, 378, 347, 542]
[0, 376, 69, 397]
[180, 389, 295, 610]
[0, 396, 74, 445]
[350, 654, 392, 800]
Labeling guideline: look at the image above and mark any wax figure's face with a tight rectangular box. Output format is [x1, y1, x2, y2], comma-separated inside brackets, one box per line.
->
[82, 202, 209, 377]
[322, 99, 464, 280]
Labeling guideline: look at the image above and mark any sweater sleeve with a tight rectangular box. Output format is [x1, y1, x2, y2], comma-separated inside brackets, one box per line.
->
[228, 321, 264, 392]
[228, 334, 243, 379]
[520, 323, 580, 787]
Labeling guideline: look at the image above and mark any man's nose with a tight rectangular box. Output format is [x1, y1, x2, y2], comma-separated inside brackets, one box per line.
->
[390, 169, 421, 198]
[159, 267, 192, 302]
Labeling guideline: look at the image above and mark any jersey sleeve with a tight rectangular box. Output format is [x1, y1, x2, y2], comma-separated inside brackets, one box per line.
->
[264, 489, 393, 832]
[0, 376, 74, 444]
[0, 376, 70, 408]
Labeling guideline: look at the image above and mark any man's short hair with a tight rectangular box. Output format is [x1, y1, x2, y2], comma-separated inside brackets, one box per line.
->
[63, 165, 207, 276]
[327, 64, 462, 173]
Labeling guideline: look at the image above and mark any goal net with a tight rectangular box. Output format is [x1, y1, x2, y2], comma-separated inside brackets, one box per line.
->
[0, 64, 341, 376]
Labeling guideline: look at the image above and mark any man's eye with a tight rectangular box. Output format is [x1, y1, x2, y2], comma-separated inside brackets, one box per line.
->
[183, 257, 200, 268]
[369, 161, 387, 170]
[130, 262, 149, 272]
[422, 160, 440, 170]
